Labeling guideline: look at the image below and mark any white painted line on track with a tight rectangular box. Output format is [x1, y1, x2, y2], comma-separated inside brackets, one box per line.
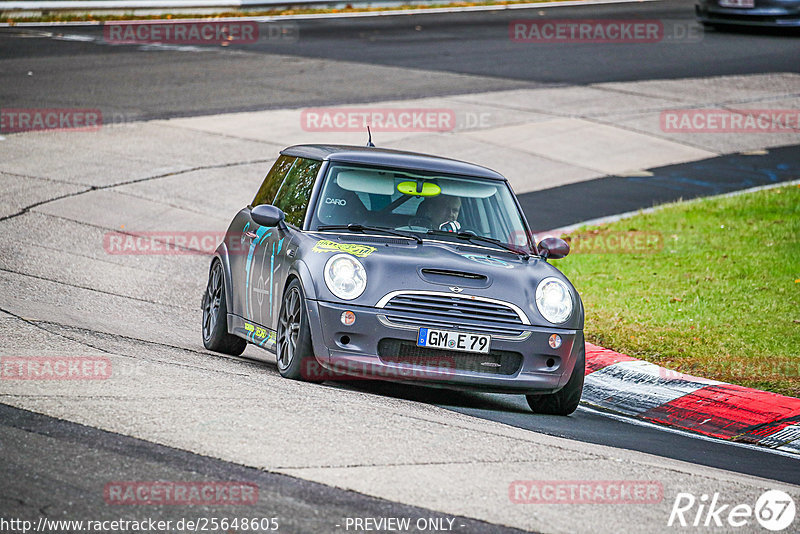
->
[578, 404, 800, 460]
[51, 33, 97, 41]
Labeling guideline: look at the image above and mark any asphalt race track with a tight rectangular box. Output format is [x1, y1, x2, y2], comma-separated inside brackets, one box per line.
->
[1, 0, 799, 121]
[1, 0, 799, 532]
[0, 404, 525, 534]
[518, 145, 800, 230]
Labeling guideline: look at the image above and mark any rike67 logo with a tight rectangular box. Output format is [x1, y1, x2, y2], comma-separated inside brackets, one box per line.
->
[668, 490, 796, 531]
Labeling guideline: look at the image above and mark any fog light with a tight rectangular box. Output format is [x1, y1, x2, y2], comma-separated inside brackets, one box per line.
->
[548, 334, 562, 349]
[341, 311, 356, 326]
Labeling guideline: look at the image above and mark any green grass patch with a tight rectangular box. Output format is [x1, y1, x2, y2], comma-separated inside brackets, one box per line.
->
[3, 0, 575, 24]
[556, 184, 800, 397]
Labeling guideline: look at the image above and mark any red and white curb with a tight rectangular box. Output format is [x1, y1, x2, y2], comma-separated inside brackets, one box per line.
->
[583, 343, 800, 454]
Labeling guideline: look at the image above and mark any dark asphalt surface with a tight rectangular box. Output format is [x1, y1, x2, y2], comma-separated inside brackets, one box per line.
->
[241, 0, 800, 84]
[519, 144, 800, 230]
[0, 404, 528, 534]
[1, 0, 799, 528]
[1, 0, 798, 121]
[333, 380, 800, 487]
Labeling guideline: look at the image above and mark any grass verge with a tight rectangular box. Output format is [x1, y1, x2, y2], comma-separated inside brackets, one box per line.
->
[4, 0, 575, 24]
[556, 184, 800, 397]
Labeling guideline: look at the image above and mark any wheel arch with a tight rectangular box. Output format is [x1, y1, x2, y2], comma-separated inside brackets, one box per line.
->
[285, 259, 317, 300]
[281, 261, 326, 368]
[212, 242, 235, 317]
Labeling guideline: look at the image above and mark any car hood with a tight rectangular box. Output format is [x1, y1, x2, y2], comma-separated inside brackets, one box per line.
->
[295, 232, 583, 330]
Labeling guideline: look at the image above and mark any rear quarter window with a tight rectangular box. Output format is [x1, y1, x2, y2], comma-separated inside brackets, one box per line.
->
[272, 158, 322, 227]
[252, 155, 296, 207]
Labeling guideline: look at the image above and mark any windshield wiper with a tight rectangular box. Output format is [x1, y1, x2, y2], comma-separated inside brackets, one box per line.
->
[317, 224, 423, 244]
[426, 229, 529, 259]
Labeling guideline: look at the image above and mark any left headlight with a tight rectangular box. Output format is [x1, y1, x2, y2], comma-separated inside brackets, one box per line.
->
[535, 277, 573, 324]
[324, 254, 367, 300]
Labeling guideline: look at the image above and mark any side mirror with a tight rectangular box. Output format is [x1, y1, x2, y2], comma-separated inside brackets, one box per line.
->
[251, 205, 285, 228]
[538, 237, 570, 260]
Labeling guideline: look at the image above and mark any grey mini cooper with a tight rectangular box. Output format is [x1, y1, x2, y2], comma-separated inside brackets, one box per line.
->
[202, 144, 585, 415]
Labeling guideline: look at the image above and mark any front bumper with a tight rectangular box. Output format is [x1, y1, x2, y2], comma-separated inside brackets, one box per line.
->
[696, 3, 800, 26]
[305, 299, 583, 394]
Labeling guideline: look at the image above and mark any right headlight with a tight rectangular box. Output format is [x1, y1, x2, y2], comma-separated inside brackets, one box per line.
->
[324, 253, 367, 300]
[535, 277, 573, 324]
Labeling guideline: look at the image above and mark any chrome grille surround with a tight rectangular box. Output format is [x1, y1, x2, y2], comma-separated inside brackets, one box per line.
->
[375, 290, 531, 339]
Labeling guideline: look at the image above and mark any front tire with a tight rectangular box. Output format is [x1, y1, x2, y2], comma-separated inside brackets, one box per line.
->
[526, 338, 585, 416]
[202, 259, 246, 356]
[276, 280, 323, 382]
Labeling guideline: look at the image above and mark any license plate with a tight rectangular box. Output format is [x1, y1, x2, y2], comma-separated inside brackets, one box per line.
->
[417, 327, 491, 354]
[719, 0, 754, 7]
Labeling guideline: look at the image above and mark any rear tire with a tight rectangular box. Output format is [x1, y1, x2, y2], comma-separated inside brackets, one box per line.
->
[276, 280, 324, 382]
[202, 259, 246, 356]
[526, 338, 585, 416]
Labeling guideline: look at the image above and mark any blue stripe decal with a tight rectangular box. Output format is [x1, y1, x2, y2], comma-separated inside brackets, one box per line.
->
[258, 332, 270, 347]
[269, 242, 275, 320]
[244, 227, 270, 319]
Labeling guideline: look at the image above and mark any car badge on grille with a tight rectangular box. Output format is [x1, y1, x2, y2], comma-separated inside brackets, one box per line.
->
[449, 286, 464, 293]
[481, 362, 501, 367]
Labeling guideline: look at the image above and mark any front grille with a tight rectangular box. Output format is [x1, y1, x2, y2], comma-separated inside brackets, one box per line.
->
[382, 314, 526, 337]
[378, 338, 523, 376]
[380, 292, 526, 330]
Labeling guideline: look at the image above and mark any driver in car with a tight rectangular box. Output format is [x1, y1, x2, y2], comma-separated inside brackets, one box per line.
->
[426, 194, 462, 233]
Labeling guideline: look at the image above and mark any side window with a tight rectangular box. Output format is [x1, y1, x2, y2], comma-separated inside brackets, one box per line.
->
[273, 158, 322, 227]
[252, 155, 296, 207]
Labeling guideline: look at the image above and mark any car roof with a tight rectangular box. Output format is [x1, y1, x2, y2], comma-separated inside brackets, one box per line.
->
[281, 144, 506, 181]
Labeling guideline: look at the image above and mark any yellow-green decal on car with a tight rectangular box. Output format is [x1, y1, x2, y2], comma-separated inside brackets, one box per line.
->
[312, 239, 377, 257]
[244, 321, 274, 346]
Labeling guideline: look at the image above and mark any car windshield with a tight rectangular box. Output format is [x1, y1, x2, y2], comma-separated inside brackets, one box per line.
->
[311, 163, 532, 252]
